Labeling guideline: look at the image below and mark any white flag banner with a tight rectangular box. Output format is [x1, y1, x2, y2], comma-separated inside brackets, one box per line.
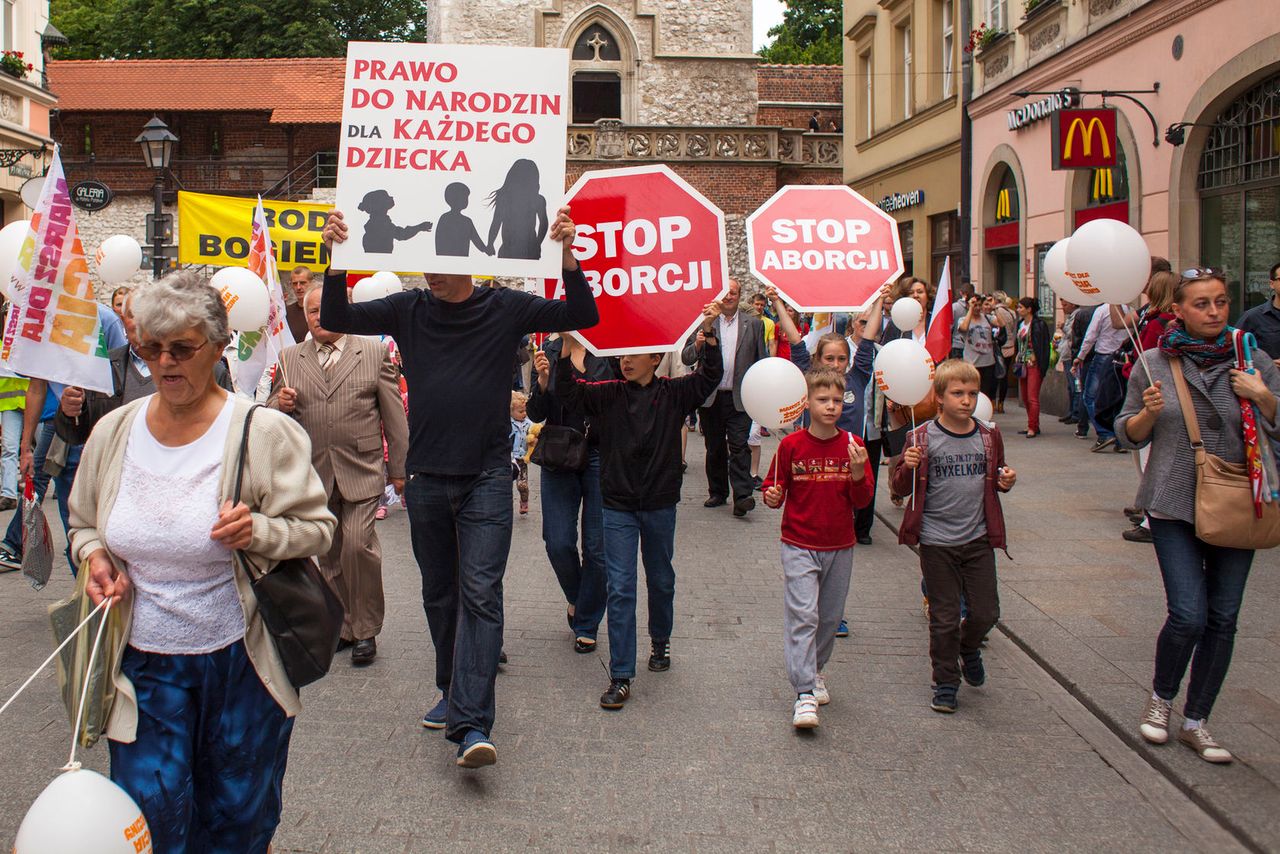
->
[1, 148, 112, 392]
[233, 196, 296, 394]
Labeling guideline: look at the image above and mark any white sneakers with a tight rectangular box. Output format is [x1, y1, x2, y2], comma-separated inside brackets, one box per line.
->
[1139, 695, 1171, 744]
[792, 693, 819, 729]
[813, 673, 830, 706]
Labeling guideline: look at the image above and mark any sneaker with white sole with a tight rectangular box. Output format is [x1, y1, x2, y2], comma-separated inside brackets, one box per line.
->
[1139, 695, 1171, 744]
[1178, 722, 1233, 763]
[792, 693, 819, 729]
[813, 674, 830, 705]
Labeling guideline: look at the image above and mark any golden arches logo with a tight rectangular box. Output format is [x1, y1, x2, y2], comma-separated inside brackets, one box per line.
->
[1063, 117, 1112, 160]
[997, 189, 1011, 220]
[1093, 168, 1114, 201]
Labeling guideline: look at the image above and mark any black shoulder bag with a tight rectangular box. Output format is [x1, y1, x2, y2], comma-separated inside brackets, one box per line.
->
[234, 405, 345, 688]
[529, 424, 589, 472]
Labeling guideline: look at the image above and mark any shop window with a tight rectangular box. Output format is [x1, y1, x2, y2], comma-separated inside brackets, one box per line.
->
[931, 211, 962, 286]
[1198, 73, 1280, 316]
[1074, 143, 1130, 228]
[1034, 243, 1055, 318]
[994, 168, 1019, 224]
[899, 221, 914, 278]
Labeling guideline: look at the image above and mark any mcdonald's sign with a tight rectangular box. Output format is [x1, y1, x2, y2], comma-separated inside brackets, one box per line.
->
[1052, 108, 1119, 170]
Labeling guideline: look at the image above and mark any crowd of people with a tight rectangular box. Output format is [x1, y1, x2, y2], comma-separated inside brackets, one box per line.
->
[2, 204, 1277, 848]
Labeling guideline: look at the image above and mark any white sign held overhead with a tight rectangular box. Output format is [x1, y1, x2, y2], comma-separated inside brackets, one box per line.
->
[332, 41, 570, 279]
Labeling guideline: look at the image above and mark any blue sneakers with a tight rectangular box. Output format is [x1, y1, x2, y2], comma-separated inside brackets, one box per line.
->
[836, 619, 849, 638]
[421, 694, 448, 730]
[456, 729, 496, 768]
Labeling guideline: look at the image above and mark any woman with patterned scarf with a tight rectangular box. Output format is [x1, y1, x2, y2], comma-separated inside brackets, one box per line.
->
[1116, 269, 1280, 764]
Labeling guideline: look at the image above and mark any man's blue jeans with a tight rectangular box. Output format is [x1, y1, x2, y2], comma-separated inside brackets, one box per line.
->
[4, 420, 76, 572]
[1149, 517, 1254, 721]
[1084, 353, 1115, 440]
[1, 408, 22, 499]
[540, 451, 607, 640]
[404, 467, 511, 743]
[601, 505, 677, 679]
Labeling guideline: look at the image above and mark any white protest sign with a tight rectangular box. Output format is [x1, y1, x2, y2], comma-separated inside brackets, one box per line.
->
[332, 41, 569, 279]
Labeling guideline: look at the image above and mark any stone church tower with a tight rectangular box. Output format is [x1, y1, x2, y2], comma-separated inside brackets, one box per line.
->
[425, 0, 759, 126]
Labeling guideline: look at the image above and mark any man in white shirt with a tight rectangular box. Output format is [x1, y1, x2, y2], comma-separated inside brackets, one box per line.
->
[681, 280, 768, 516]
[1073, 304, 1131, 452]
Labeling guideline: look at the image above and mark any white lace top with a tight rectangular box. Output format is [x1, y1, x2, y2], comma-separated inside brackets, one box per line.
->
[104, 395, 244, 654]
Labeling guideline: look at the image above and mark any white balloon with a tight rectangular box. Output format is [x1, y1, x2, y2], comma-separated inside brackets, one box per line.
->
[14, 768, 150, 854]
[1042, 237, 1099, 306]
[873, 338, 936, 407]
[211, 266, 270, 331]
[351, 276, 385, 303]
[974, 392, 994, 424]
[371, 270, 401, 297]
[741, 357, 808, 430]
[890, 297, 923, 332]
[1065, 219, 1150, 305]
[94, 235, 143, 285]
[0, 219, 32, 298]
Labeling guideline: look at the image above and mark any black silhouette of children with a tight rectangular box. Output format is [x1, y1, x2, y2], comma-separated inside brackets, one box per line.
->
[357, 189, 432, 254]
[435, 182, 493, 258]
[484, 159, 548, 260]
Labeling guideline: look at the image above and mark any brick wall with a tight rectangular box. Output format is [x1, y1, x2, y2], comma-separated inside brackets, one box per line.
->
[54, 111, 339, 195]
[756, 64, 843, 130]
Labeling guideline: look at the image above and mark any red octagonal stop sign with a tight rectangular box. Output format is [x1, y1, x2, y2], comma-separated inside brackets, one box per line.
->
[747, 185, 904, 312]
[551, 164, 728, 356]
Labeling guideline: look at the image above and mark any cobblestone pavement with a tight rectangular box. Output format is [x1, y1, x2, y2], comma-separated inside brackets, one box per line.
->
[0, 435, 1253, 852]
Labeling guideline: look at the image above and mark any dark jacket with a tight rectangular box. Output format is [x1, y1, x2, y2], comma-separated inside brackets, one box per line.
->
[54, 345, 235, 445]
[556, 343, 722, 510]
[891, 419, 1011, 553]
[680, 311, 767, 411]
[526, 336, 616, 447]
[1025, 316, 1051, 375]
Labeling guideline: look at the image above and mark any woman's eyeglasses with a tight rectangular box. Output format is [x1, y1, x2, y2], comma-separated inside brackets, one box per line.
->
[1181, 267, 1224, 281]
[134, 339, 210, 362]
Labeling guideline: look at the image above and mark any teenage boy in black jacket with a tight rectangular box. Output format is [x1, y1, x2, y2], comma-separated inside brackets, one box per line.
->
[556, 302, 723, 710]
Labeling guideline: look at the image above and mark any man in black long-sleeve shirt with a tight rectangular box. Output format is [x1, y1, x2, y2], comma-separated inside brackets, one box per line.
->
[555, 304, 722, 710]
[319, 206, 597, 768]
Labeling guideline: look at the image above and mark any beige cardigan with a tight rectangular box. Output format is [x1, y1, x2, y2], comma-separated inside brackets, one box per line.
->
[68, 393, 336, 743]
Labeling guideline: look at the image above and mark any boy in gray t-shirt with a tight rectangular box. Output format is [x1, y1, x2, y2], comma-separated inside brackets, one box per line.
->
[892, 360, 1016, 714]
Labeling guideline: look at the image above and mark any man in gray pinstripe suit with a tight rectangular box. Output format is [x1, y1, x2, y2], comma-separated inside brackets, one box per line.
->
[268, 285, 410, 665]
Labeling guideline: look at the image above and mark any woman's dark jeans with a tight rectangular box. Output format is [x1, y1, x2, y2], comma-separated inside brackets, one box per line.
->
[1149, 517, 1254, 721]
[539, 451, 607, 639]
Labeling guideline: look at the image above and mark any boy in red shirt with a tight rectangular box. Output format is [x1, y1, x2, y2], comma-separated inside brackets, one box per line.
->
[763, 369, 874, 729]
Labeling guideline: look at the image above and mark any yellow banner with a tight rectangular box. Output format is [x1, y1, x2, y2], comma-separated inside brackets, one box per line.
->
[177, 191, 332, 269]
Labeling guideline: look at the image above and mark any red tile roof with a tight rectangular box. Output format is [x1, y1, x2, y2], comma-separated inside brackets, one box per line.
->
[48, 58, 345, 124]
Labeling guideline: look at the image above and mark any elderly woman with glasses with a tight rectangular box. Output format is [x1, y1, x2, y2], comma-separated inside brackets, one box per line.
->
[1117, 267, 1280, 765]
[68, 271, 335, 851]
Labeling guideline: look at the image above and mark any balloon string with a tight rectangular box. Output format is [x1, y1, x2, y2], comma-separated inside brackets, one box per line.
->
[909, 408, 917, 511]
[1119, 307, 1153, 386]
[0, 597, 110, 719]
[63, 597, 113, 773]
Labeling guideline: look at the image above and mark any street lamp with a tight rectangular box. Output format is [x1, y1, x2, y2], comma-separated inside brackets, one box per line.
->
[135, 116, 177, 278]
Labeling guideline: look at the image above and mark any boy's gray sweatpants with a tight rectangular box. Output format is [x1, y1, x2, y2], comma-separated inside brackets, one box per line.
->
[782, 544, 854, 694]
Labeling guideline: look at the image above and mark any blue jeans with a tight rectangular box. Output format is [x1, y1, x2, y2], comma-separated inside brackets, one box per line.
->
[601, 505, 677, 679]
[1, 408, 21, 498]
[1084, 353, 1115, 440]
[3, 420, 76, 572]
[540, 451, 607, 639]
[1149, 517, 1254, 721]
[110, 641, 293, 854]
[404, 467, 511, 743]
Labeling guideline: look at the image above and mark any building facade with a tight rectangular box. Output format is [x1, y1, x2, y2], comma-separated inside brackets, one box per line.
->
[48, 3, 843, 292]
[0, 1, 57, 228]
[967, 0, 1280, 319]
[843, 0, 965, 285]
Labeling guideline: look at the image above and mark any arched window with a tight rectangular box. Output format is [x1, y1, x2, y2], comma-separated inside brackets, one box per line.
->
[984, 163, 1022, 296]
[993, 167, 1019, 224]
[1074, 143, 1130, 228]
[1197, 73, 1280, 316]
[571, 23, 623, 124]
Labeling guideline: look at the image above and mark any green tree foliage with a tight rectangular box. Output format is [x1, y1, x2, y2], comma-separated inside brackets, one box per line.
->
[50, 0, 428, 59]
[757, 0, 842, 65]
